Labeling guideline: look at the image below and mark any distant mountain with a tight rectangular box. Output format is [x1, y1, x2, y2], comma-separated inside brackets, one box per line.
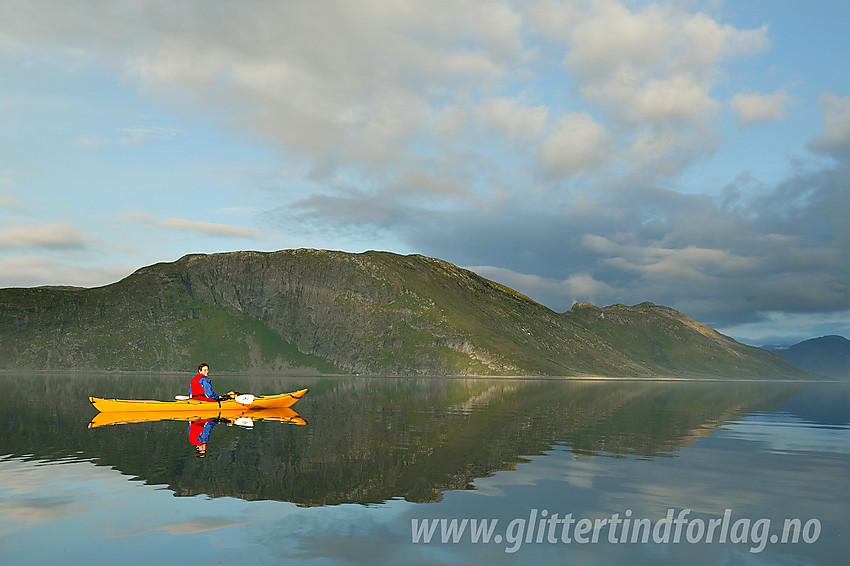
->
[774, 336, 850, 380]
[0, 249, 810, 378]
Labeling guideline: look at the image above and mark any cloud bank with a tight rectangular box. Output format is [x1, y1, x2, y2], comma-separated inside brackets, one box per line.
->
[1, 0, 847, 343]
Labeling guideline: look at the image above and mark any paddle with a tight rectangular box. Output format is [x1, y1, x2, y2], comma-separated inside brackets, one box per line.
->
[174, 393, 255, 404]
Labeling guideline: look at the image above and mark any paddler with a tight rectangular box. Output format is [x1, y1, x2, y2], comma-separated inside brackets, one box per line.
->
[189, 362, 227, 401]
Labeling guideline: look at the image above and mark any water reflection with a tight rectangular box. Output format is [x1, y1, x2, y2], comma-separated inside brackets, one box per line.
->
[88, 406, 307, 428]
[0, 373, 818, 506]
[88, 406, 307, 457]
[189, 417, 218, 457]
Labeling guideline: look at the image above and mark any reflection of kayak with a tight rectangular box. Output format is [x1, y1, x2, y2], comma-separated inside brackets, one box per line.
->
[89, 389, 308, 413]
[88, 406, 307, 428]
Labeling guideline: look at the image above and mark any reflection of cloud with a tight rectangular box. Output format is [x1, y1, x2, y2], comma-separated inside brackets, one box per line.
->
[441, 423, 849, 537]
[0, 458, 100, 532]
[154, 517, 245, 535]
[0, 496, 79, 527]
[723, 415, 850, 456]
[0, 456, 290, 563]
[469, 446, 610, 495]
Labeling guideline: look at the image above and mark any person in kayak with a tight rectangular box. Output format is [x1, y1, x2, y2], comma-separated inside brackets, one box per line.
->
[189, 362, 228, 401]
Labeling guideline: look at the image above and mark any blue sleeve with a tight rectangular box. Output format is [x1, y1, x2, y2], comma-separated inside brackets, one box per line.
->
[201, 376, 217, 399]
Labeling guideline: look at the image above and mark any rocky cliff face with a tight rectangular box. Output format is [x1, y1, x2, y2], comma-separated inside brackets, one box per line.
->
[0, 249, 809, 378]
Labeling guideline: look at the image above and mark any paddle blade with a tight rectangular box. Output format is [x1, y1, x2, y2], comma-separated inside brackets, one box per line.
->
[235, 394, 254, 405]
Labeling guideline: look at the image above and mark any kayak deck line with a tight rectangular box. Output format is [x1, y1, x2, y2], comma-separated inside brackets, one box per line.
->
[89, 388, 308, 413]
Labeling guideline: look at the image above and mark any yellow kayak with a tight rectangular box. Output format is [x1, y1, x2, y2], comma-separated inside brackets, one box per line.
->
[88, 406, 307, 428]
[89, 388, 308, 413]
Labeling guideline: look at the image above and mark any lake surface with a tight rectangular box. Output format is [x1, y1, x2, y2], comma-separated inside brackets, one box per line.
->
[1, 373, 848, 565]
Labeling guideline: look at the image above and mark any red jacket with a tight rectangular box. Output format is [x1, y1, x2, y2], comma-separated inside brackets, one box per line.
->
[189, 372, 218, 401]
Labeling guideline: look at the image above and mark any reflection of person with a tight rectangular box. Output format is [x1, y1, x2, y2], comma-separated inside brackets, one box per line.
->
[189, 362, 224, 401]
[188, 418, 218, 457]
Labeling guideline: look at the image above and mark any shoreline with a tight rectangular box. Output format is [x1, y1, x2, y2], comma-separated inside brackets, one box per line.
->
[0, 368, 840, 383]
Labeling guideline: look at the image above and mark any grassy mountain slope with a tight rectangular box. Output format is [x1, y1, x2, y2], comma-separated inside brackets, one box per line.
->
[0, 249, 809, 378]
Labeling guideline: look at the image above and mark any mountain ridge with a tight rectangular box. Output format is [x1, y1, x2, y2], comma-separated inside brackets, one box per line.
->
[772, 335, 850, 380]
[0, 249, 811, 378]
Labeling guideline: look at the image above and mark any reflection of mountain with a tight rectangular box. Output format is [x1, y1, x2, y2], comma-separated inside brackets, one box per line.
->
[1, 374, 809, 506]
[778, 384, 850, 427]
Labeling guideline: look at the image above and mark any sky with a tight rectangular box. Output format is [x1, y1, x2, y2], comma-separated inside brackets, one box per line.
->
[1, 0, 848, 346]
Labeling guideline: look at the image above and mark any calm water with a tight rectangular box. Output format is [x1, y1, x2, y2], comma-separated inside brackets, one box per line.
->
[1, 373, 848, 565]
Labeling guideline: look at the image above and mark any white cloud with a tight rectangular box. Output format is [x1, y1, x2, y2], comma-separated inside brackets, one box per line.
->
[3, 0, 845, 343]
[119, 125, 183, 145]
[0, 193, 26, 212]
[525, 0, 770, 179]
[0, 169, 28, 193]
[158, 218, 260, 239]
[541, 112, 610, 177]
[74, 135, 111, 148]
[0, 256, 131, 288]
[572, 3, 680, 75]
[626, 126, 719, 180]
[731, 90, 793, 127]
[481, 97, 548, 140]
[119, 0, 523, 163]
[73, 126, 183, 147]
[534, 0, 768, 141]
[0, 221, 89, 250]
[527, 0, 581, 39]
[1, 0, 771, 190]
[631, 74, 719, 123]
[121, 210, 267, 246]
[718, 309, 850, 345]
[582, 234, 760, 281]
[808, 93, 850, 155]
[0, 256, 56, 285]
[470, 2, 525, 63]
[121, 210, 157, 222]
[397, 170, 472, 200]
[469, 264, 615, 308]
[560, 0, 769, 127]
